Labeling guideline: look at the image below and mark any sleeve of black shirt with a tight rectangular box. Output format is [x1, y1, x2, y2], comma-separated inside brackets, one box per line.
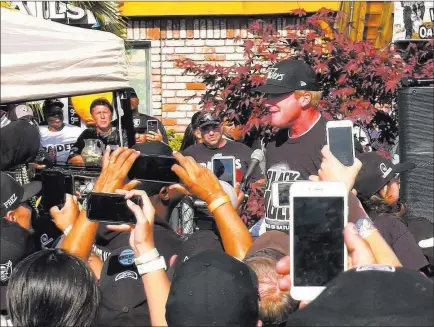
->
[68, 130, 87, 159]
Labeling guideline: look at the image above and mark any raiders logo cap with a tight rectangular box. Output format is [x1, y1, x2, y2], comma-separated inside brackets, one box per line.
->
[252, 59, 320, 95]
[354, 152, 415, 199]
[1, 172, 41, 217]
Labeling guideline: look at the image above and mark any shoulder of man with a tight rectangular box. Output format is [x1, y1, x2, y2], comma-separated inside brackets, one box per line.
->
[181, 143, 203, 156]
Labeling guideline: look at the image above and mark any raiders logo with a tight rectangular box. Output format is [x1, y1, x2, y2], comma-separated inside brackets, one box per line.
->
[133, 118, 141, 128]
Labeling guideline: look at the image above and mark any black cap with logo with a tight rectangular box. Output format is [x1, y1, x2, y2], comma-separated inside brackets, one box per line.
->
[1, 172, 41, 217]
[97, 247, 151, 326]
[197, 112, 221, 129]
[354, 152, 415, 199]
[252, 59, 320, 95]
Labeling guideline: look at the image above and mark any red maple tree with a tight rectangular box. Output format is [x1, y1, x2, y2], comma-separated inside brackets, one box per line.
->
[176, 8, 433, 225]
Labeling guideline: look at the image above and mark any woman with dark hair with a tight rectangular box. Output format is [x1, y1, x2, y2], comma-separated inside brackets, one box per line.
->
[353, 152, 430, 273]
[7, 249, 100, 327]
[179, 111, 202, 151]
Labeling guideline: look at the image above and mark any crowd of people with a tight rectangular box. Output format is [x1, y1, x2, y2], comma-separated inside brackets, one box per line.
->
[1, 59, 433, 326]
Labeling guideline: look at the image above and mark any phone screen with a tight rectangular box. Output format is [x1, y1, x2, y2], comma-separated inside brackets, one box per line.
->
[328, 127, 354, 166]
[147, 120, 158, 133]
[212, 158, 235, 187]
[87, 193, 139, 224]
[128, 154, 179, 183]
[42, 171, 66, 210]
[292, 196, 345, 287]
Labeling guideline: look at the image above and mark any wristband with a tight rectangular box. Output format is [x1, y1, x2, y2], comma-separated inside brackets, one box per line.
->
[63, 225, 73, 236]
[207, 195, 231, 213]
[136, 256, 167, 275]
[134, 248, 159, 266]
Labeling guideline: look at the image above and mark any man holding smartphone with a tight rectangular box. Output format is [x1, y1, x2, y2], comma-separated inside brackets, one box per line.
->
[252, 60, 362, 232]
[182, 112, 263, 184]
[130, 92, 168, 144]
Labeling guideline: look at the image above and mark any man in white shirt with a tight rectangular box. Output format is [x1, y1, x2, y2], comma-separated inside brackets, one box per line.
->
[39, 99, 81, 164]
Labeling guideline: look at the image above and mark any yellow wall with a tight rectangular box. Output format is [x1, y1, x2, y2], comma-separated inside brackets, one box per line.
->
[119, 1, 341, 16]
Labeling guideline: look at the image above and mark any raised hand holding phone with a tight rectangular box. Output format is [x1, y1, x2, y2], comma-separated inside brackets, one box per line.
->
[172, 152, 227, 205]
[50, 194, 80, 232]
[106, 189, 156, 256]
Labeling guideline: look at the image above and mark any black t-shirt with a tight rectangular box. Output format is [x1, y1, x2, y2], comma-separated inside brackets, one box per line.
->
[371, 212, 429, 271]
[68, 126, 128, 159]
[182, 141, 263, 183]
[132, 113, 168, 143]
[263, 116, 363, 232]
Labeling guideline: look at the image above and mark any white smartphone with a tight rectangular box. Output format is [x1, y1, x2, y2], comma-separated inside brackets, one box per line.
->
[212, 156, 236, 187]
[147, 120, 159, 133]
[290, 181, 348, 301]
[272, 181, 295, 208]
[326, 120, 355, 166]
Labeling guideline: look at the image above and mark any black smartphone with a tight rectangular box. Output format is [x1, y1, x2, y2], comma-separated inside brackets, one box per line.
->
[87, 192, 141, 224]
[64, 173, 74, 195]
[41, 170, 66, 211]
[128, 154, 179, 183]
[326, 120, 355, 167]
[211, 156, 236, 187]
[147, 120, 159, 133]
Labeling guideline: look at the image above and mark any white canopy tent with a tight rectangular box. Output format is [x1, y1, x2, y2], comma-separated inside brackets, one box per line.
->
[0, 7, 129, 103]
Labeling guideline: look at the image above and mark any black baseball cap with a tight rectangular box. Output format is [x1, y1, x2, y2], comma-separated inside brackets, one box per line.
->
[0, 218, 35, 311]
[197, 112, 221, 129]
[252, 59, 320, 95]
[1, 173, 41, 217]
[167, 230, 224, 281]
[97, 247, 151, 326]
[166, 249, 259, 326]
[42, 99, 64, 117]
[354, 152, 415, 199]
[285, 265, 434, 326]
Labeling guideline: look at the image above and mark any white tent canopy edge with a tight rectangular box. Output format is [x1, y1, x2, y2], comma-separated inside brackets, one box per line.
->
[0, 7, 129, 104]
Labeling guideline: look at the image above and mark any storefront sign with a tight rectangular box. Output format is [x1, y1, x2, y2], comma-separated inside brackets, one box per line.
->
[393, 1, 434, 41]
[12, 1, 96, 26]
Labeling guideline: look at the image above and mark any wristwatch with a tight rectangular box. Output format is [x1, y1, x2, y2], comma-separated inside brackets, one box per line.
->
[136, 256, 167, 275]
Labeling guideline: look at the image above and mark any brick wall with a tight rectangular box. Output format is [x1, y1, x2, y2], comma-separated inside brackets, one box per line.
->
[126, 16, 302, 132]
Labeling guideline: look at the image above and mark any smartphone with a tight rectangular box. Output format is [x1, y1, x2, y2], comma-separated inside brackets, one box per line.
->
[326, 120, 355, 166]
[271, 181, 295, 208]
[147, 120, 159, 133]
[41, 170, 66, 211]
[290, 181, 348, 301]
[128, 154, 180, 183]
[87, 192, 141, 224]
[64, 173, 74, 195]
[212, 156, 236, 187]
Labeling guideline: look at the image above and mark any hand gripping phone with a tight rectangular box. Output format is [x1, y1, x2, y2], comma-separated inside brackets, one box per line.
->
[87, 192, 142, 224]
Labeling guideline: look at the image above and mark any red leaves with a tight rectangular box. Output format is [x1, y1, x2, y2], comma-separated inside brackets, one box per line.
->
[291, 8, 307, 17]
[385, 79, 400, 93]
[250, 74, 266, 87]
